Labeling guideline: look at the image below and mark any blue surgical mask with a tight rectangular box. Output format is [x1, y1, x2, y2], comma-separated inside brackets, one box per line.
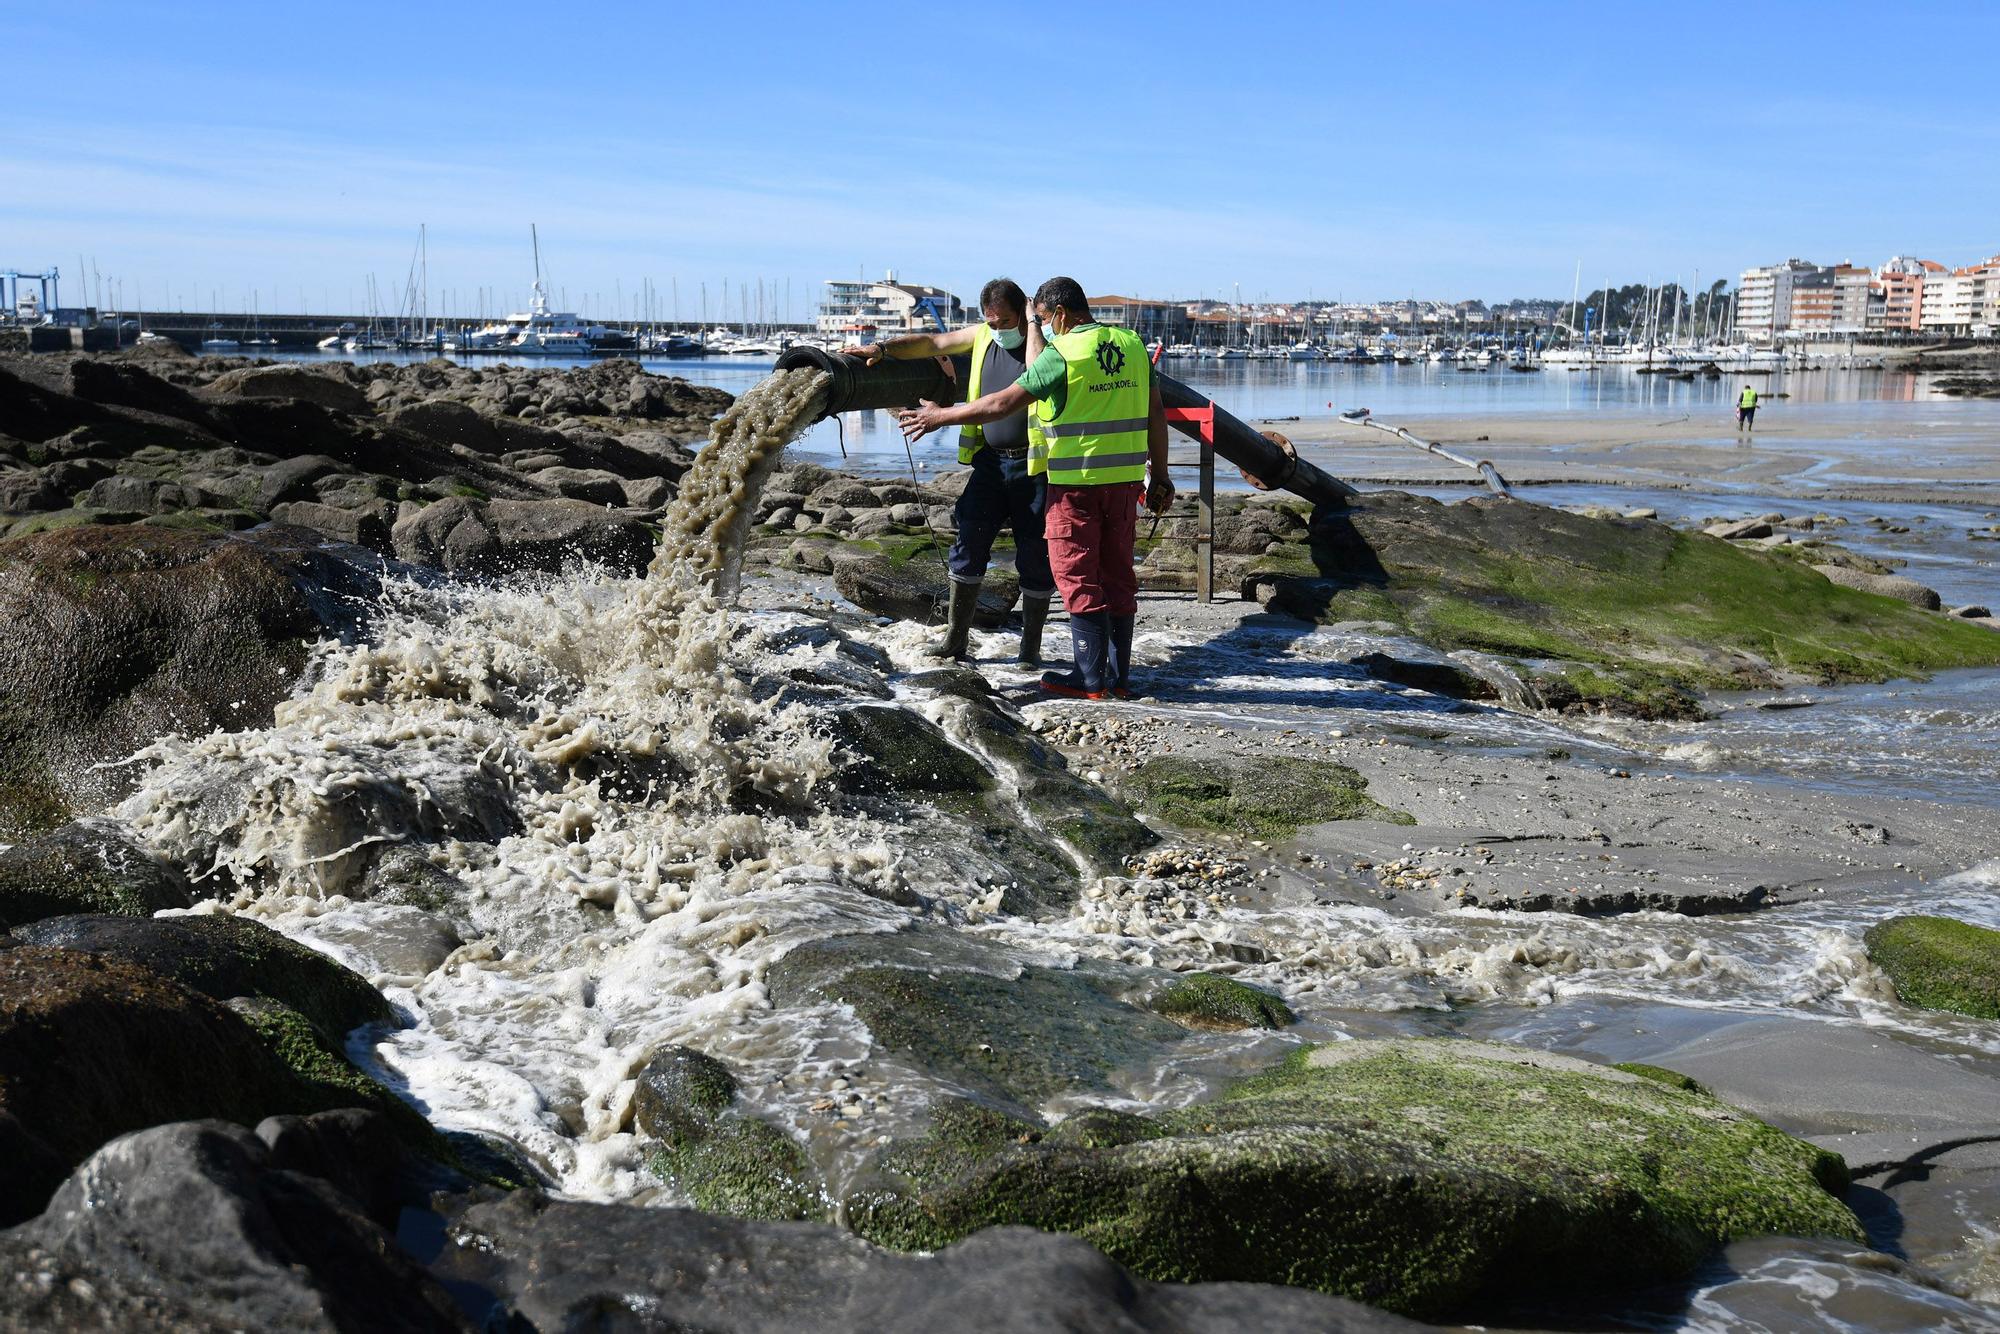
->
[992, 324, 1024, 351]
[1040, 322, 1057, 342]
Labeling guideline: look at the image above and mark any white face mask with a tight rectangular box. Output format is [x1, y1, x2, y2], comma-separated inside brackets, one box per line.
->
[991, 324, 1024, 351]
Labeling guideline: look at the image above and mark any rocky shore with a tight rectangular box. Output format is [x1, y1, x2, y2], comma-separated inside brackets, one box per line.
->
[5, 351, 2000, 1330]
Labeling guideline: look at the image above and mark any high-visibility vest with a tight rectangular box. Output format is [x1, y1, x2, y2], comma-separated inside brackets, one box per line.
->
[1739, 388, 1758, 409]
[957, 322, 996, 465]
[1033, 325, 1151, 486]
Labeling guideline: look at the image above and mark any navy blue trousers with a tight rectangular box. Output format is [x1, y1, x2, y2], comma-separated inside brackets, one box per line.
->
[948, 449, 1053, 595]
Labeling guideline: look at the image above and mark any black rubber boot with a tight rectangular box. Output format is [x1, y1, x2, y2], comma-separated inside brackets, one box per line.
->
[926, 580, 980, 661]
[1017, 592, 1052, 667]
[1108, 614, 1137, 699]
[1040, 611, 1109, 699]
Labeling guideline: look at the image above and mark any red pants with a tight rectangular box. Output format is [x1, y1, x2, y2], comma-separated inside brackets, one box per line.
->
[1045, 481, 1141, 616]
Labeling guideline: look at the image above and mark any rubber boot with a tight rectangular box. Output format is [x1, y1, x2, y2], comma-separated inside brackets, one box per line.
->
[1017, 592, 1052, 667]
[1108, 614, 1137, 699]
[1040, 611, 1109, 699]
[926, 579, 980, 661]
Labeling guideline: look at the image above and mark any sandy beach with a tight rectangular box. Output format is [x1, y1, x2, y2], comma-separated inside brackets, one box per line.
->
[1280, 402, 2000, 504]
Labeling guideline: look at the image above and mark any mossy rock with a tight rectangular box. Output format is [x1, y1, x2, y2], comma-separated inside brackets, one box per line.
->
[1263, 493, 2000, 695]
[227, 997, 431, 1146]
[1614, 1062, 1708, 1095]
[1865, 914, 2000, 1019]
[632, 1045, 822, 1221]
[1129, 755, 1411, 840]
[1151, 973, 1295, 1031]
[829, 703, 994, 797]
[767, 930, 1184, 1118]
[913, 680, 1156, 874]
[14, 911, 393, 1042]
[0, 821, 193, 928]
[846, 1038, 1862, 1320]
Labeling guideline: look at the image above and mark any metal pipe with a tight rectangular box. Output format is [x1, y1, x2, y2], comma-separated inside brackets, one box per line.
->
[1348, 412, 1513, 496]
[774, 344, 957, 417]
[1157, 372, 1358, 506]
[769, 349, 1364, 509]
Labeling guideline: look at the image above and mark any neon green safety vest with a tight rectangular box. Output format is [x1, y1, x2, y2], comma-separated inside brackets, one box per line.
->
[957, 322, 997, 464]
[1739, 388, 1758, 409]
[1033, 324, 1151, 486]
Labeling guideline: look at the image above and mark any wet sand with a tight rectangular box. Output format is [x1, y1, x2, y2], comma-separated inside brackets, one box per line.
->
[1279, 404, 2000, 506]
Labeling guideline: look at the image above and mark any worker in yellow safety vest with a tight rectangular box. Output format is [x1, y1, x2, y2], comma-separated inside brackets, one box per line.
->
[844, 279, 1055, 665]
[897, 276, 1172, 699]
[1736, 384, 1759, 433]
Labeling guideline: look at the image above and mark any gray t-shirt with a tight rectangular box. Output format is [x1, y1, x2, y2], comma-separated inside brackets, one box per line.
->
[976, 337, 1029, 453]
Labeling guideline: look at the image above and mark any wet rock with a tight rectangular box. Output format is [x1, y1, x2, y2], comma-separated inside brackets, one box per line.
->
[632, 1045, 822, 1221]
[829, 704, 994, 797]
[205, 363, 373, 415]
[1949, 603, 1992, 619]
[483, 498, 654, 576]
[11, 912, 391, 1042]
[1149, 972, 1295, 1031]
[0, 524, 376, 835]
[835, 554, 944, 622]
[390, 495, 498, 572]
[808, 479, 880, 511]
[432, 1188, 1404, 1334]
[1250, 491, 2000, 698]
[1812, 564, 1943, 611]
[0, 947, 330, 1224]
[914, 673, 1158, 875]
[534, 465, 627, 505]
[1705, 518, 1774, 540]
[1865, 914, 2000, 1020]
[0, 1119, 469, 1332]
[269, 498, 395, 552]
[81, 474, 231, 514]
[1129, 756, 1411, 840]
[358, 846, 475, 914]
[846, 1039, 1861, 1320]
[619, 474, 674, 510]
[1352, 651, 1497, 701]
[256, 452, 345, 508]
[0, 820, 193, 929]
[767, 930, 1184, 1119]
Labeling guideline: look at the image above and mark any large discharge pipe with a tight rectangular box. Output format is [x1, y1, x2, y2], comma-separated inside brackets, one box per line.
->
[775, 346, 1358, 507]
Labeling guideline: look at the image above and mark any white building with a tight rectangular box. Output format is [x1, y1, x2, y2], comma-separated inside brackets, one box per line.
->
[1735, 259, 1821, 337]
[816, 272, 964, 337]
[1922, 268, 1973, 334]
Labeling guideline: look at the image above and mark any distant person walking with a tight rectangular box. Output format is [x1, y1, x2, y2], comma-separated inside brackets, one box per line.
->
[1736, 385, 1759, 433]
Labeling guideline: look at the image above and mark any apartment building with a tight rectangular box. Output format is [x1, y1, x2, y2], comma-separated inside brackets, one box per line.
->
[1870, 257, 1943, 332]
[815, 272, 964, 336]
[1735, 259, 1820, 335]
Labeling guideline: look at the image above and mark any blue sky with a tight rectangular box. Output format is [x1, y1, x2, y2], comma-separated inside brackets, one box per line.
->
[10, 1, 1997, 317]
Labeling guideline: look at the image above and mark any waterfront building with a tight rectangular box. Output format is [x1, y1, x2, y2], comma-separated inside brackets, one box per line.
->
[1088, 295, 1192, 343]
[1735, 259, 1821, 336]
[815, 272, 964, 337]
[1921, 266, 1973, 334]
[1870, 257, 1943, 332]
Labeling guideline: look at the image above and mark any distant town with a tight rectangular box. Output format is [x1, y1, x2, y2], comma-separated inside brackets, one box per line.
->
[4, 249, 1995, 357]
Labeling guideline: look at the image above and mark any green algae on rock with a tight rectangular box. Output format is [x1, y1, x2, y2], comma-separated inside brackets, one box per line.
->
[1865, 914, 2000, 1020]
[1129, 755, 1412, 840]
[845, 1039, 1862, 1320]
[1249, 493, 2000, 713]
[767, 930, 1184, 1119]
[632, 1045, 823, 1221]
[1150, 972, 1296, 1031]
[0, 822, 193, 928]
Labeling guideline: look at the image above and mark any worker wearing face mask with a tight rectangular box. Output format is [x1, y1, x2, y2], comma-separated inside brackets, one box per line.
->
[896, 276, 1172, 700]
[844, 278, 1055, 665]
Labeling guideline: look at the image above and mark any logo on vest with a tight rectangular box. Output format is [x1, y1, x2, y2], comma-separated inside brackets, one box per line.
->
[1093, 338, 1126, 376]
